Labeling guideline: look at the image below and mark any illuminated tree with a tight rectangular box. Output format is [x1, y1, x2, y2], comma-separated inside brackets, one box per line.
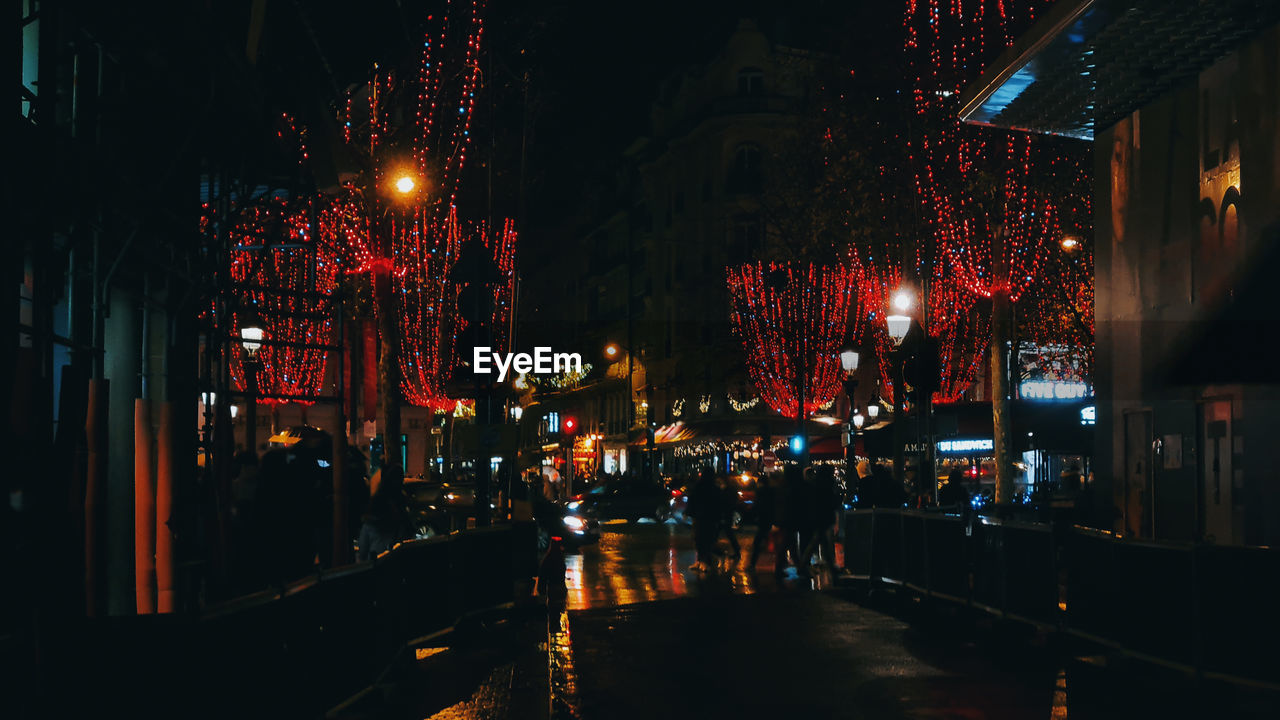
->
[904, 0, 1086, 506]
[316, 0, 516, 461]
[226, 199, 342, 403]
[726, 262, 862, 422]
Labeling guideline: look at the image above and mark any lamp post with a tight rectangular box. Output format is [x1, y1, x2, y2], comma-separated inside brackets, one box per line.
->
[887, 289, 914, 492]
[370, 168, 421, 475]
[840, 348, 860, 487]
[239, 312, 264, 457]
[603, 341, 635, 475]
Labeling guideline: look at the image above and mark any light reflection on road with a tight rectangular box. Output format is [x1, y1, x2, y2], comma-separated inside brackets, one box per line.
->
[565, 522, 837, 611]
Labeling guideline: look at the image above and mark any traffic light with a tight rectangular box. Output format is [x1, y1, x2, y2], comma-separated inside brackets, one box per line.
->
[563, 416, 578, 435]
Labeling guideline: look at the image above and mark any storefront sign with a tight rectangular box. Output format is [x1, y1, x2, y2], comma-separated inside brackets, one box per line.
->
[1020, 380, 1090, 400]
[936, 438, 994, 454]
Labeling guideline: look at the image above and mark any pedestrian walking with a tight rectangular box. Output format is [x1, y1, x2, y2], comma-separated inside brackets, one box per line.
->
[537, 536, 568, 608]
[356, 464, 411, 562]
[715, 474, 741, 563]
[749, 471, 779, 568]
[772, 465, 802, 574]
[801, 465, 840, 571]
[687, 467, 720, 572]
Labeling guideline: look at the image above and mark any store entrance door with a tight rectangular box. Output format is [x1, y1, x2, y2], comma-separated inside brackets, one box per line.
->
[1122, 410, 1152, 537]
[1197, 399, 1233, 543]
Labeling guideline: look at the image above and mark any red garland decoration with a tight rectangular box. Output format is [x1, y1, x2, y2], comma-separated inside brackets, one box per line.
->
[727, 262, 859, 419]
[226, 200, 341, 403]
[900, 0, 1088, 396]
[319, 0, 516, 409]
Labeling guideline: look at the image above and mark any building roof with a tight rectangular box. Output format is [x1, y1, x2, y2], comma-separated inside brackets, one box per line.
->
[957, 0, 1280, 140]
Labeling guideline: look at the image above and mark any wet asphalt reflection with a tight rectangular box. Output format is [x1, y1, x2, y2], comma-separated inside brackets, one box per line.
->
[564, 520, 837, 610]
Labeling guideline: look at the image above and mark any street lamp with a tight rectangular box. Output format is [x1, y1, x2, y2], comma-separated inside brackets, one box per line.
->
[239, 309, 264, 457]
[840, 346, 861, 489]
[603, 341, 636, 476]
[867, 404, 880, 420]
[852, 412, 865, 431]
[886, 288, 918, 492]
[394, 174, 416, 195]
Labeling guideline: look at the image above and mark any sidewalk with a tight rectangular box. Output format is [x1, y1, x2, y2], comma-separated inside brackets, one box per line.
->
[330, 603, 551, 720]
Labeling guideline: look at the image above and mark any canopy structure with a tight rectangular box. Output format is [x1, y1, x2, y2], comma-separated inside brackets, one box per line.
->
[957, 0, 1280, 140]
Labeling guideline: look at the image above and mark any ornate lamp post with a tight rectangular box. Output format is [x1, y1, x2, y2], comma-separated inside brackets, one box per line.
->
[840, 348, 860, 486]
[239, 310, 264, 457]
[886, 289, 914, 492]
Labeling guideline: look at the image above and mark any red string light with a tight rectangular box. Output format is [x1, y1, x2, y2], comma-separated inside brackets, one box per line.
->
[727, 262, 861, 419]
[226, 200, 341, 403]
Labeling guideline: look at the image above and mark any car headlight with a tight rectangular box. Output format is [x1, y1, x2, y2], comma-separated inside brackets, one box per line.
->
[567, 501, 580, 511]
[563, 515, 586, 531]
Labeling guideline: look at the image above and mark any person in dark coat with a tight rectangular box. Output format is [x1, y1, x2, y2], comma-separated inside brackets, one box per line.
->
[537, 537, 568, 608]
[687, 467, 720, 572]
[773, 465, 803, 573]
[749, 472, 778, 568]
[357, 464, 411, 562]
[254, 446, 322, 585]
[716, 474, 741, 562]
[802, 465, 840, 569]
[938, 467, 971, 509]
[872, 462, 905, 508]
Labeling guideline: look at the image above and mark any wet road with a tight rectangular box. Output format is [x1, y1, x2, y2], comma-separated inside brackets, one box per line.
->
[549, 523, 1278, 720]
[360, 523, 1277, 719]
[563, 519, 839, 610]
[552, 523, 1057, 719]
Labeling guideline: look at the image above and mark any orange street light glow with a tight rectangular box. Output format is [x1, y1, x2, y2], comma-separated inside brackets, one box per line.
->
[395, 175, 416, 194]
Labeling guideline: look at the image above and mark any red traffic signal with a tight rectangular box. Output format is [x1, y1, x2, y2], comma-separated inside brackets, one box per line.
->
[563, 416, 578, 434]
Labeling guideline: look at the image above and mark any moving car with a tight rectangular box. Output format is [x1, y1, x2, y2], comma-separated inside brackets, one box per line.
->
[403, 478, 477, 537]
[565, 477, 672, 523]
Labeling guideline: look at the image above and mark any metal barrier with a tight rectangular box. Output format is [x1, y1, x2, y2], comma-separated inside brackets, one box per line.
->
[39, 523, 537, 719]
[843, 509, 1280, 689]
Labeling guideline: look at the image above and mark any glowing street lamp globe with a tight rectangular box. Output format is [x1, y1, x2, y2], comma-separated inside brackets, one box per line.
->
[394, 175, 416, 194]
[840, 349, 860, 374]
[240, 320, 264, 359]
[892, 290, 913, 312]
[887, 314, 911, 345]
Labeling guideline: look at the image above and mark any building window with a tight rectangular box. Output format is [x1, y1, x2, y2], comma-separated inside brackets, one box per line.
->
[728, 143, 762, 193]
[737, 67, 764, 96]
[730, 215, 762, 264]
